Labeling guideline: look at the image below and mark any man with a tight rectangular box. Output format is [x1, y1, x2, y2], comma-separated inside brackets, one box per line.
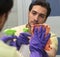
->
[9, 1, 58, 57]
[0, 0, 22, 57]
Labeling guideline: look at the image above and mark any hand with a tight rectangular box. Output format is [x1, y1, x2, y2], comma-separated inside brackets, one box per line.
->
[0, 35, 17, 46]
[0, 35, 17, 42]
[29, 26, 51, 51]
[16, 32, 31, 50]
[29, 26, 50, 57]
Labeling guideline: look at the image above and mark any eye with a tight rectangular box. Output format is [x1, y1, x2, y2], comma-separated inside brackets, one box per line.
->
[32, 11, 37, 15]
[39, 14, 46, 19]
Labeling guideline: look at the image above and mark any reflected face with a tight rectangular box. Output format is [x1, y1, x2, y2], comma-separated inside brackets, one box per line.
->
[28, 5, 47, 26]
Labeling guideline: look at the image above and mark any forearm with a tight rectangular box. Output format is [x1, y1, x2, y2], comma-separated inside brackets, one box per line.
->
[45, 48, 57, 57]
[17, 51, 24, 57]
[30, 47, 48, 57]
[30, 51, 42, 57]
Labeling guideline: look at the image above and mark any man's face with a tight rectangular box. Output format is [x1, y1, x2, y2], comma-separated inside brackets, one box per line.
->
[28, 5, 47, 26]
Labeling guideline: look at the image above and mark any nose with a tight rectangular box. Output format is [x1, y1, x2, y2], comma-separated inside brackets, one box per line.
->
[34, 18, 38, 22]
[34, 18, 38, 24]
[34, 15, 38, 21]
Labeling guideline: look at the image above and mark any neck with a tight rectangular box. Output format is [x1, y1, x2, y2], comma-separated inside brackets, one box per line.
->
[26, 24, 32, 34]
[26, 24, 34, 34]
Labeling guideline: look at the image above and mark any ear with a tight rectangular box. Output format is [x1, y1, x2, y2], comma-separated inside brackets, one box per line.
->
[0, 13, 7, 23]
[28, 11, 30, 18]
[28, 11, 30, 15]
[0, 13, 7, 30]
[44, 18, 47, 23]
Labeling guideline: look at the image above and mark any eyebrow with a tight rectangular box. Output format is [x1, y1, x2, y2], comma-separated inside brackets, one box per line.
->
[32, 10, 46, 16]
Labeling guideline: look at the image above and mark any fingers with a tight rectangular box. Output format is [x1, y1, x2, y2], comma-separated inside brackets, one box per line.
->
[20, 32, 31, 37]
[39, 26, 43, 33]
[19, 33, 30, 41]
[34, 27, 38, 35]
[38, 26, 46, 39]
[39, 26, 46, 34]
[1, 36, 14, 40]
[45, 33, 51, 42]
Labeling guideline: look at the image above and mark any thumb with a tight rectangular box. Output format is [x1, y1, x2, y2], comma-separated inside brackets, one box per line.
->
[45, 33, 51, 42]
[20, 32, 31, 37]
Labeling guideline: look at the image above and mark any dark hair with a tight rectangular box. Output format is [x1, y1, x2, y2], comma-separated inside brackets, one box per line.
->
[0, 0, 13, 15]
[29, 0, 51, 18]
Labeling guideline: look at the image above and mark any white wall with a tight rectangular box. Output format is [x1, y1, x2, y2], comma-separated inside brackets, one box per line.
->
[46, 16, 60, 37]
[17, 0, 31, 25]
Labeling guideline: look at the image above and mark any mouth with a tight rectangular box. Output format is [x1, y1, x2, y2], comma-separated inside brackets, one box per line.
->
[31, 22, 39, 25]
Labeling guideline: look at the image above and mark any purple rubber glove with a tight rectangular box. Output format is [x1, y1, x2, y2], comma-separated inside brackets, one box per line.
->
[0, 35, 17, 46]
[29, 26, 51, 57]
[16, 32, 31, 50]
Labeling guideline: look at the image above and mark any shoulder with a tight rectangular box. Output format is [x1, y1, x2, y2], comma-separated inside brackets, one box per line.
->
[0, 41, 18, 57]
[11, 24, 26, 36]
[50, 32, 58, 50]
[11, 24, 26, 30]
[4, 24, 26, 36]
[50, 32, 58, 41]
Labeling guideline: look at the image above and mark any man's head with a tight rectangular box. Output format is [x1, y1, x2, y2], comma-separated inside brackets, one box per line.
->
[28, 0, 51, 26]
[0, 0, 13, 31]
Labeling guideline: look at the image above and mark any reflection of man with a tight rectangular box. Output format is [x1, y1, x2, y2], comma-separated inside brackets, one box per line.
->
[0, 0, 21, 57]
[9, 1, 58, 57]
[0, 0, 13, 31]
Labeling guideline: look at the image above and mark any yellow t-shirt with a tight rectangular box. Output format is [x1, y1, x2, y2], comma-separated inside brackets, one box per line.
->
[11, 24, 58, 50]
[10, 24, 58, 57]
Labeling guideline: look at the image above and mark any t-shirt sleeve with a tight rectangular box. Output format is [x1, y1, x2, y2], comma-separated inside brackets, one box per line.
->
[50, 32, 58, 51]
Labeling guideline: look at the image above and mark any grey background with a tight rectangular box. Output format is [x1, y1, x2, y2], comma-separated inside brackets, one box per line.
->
[46, 0, 60, 16]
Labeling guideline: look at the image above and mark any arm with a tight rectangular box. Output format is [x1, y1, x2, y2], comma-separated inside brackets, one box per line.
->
[16, 32, 31, 50]
[29, 26, 51, 57]
[0, 41, 24, 57]
[46, 48, 56, 57]
[0, 29, 18, 47]
[30, 49, 48, 57]
[45, 32, 58, 57]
